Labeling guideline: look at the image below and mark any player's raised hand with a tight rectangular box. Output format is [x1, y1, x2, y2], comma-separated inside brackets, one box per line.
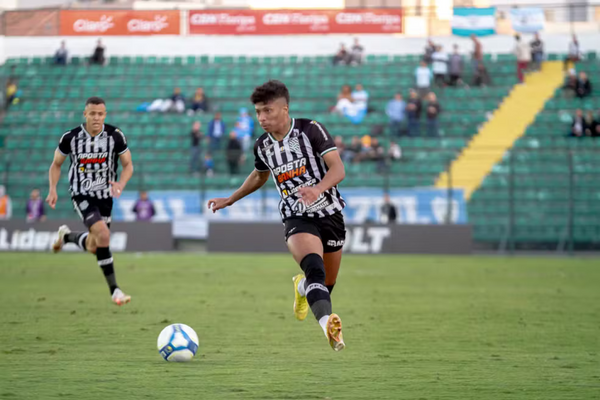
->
[207, 198, 232, 213]
[298, 186, 321, 206]
[45, 189, 58, 209]
[109, 181, 124, 198]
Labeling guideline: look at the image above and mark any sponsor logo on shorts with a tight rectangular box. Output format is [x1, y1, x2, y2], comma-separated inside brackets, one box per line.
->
[327, 239, 345, 247]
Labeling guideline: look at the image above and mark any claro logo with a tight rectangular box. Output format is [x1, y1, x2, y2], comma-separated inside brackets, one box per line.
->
[127, 15, 170, 32]
[73, 15, 115, 33]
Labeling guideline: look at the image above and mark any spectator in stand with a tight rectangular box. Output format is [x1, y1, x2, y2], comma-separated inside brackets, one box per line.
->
[386, 93, 406, 137]
[415, 60, 432, 98]
[226, 131, 243, 175]
[388, 141, 402, 161]
[564, 34, 582, 72]
[563, 70, 577, 97]
[90, 39, 105, 66]
[148, 87, 186, 113]
[188, 87, 209, 114]
[426, 92, 441, 137]
[370, 137, 386, 172]
[203, 153, 215, 176]
[406, 89, 422, 137]
[351, 83, 369, 110]
[332, 84, 353, 115]
[576, 72, 592, 99]
[380, 193, 397, 224]
[530, 33, 544, 71]
[431, 45, 449, 87]
[423, 39, 436, 64]
[570, 109, 585, 137]
[0, 185, 12, 220]
[207, 111, 226, 152]
[350, 38, 364, 65]
[5, 79, 20, 109]
[333, 43, 349, 66]
[236, 108, 255, 152]
[26, 189, 45, 222]
[471, 34, 483, 72]
[334, 136, 347, 162]
[584, 110, 597, 137]
[54, 41, 68, 66]
[448, 45, 464, 86]
[472, 62, 491, 87]
[515, 35, 531, 84]
[346, 136, 362, 163]
[132, 191, 156, 221]
[189, 121, 203, 173]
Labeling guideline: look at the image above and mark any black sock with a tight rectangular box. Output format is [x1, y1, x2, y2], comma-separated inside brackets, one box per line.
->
[65, 232, 88, 251]
[300, 253, 332, 321]
[96, 247, 118, 295]
[326, 283, 335, 295]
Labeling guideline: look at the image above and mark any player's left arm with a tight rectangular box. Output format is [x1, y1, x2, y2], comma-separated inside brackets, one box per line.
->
[111, 150, 133, 199]
[298, 121, 345, 205]
[110, 129, 133, 198]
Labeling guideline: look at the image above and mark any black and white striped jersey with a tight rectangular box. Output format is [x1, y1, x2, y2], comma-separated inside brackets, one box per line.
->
[57, 123, 129, 199]
[254, 118, 346, 221]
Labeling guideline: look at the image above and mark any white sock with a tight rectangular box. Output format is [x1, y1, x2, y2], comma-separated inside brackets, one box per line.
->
[297, 277, 306, 297]
[318, 315, 329, 337]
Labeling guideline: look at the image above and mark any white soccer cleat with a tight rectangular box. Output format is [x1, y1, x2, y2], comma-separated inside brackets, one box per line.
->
[52, 225, 71, 253]
[112, 288, 131, 306]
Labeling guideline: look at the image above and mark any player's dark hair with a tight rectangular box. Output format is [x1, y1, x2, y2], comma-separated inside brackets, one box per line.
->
[250, 80, 290, 105]
[85, 96, 106, 106]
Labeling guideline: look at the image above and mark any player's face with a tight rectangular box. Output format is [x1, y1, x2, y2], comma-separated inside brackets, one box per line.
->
[83, 103, 107, 133]
[255, 97, 288, 133]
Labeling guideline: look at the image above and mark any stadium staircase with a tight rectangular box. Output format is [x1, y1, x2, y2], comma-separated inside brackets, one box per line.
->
[436, 61, 564, 199]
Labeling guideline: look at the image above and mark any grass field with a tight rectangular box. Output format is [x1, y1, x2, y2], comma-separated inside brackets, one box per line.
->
[0, 253, 598, 400]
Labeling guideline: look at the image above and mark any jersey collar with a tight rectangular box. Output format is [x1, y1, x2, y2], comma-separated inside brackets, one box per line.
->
[81, 124, 105, 137]
[267, 118, 294, 143]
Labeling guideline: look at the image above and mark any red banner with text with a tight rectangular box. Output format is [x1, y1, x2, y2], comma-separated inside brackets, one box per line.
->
[59, 10, 180, 36]
[188, 9, 402, 35]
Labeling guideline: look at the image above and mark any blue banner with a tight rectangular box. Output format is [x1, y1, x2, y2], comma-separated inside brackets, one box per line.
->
[114, 188, 467, 225]
[452, 7, 496, 37]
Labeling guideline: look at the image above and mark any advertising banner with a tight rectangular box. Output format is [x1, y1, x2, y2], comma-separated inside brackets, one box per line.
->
[188, 9, 402, 35]
[113, 188, 467, 225]
[452, 7, 496, 37]
[59, 10, 180, 36]
[0, 220, 173, 252]
[207, 223, 472, 254]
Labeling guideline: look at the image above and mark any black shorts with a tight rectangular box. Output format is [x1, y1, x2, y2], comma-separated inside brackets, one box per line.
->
[72, 196, 113, 229]
[284, 212, 346, 253]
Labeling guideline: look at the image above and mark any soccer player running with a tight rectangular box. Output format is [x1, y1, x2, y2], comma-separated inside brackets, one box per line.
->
[45, 97, 133, 306]
[208, 81, 347, 351]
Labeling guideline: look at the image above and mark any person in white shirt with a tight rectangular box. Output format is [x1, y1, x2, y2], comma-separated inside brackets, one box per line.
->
[514, 34, 531, 83]
[350, 38, 364, 65]
[564, 34, 582, 71]
[431, 45, 449, 87]
[415, 61, 433, 98]
[351, 83, 369, 110]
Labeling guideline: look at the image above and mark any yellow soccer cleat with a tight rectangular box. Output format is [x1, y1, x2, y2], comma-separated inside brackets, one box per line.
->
[326, 313, 345, 352]
[292, 274, 309, 321]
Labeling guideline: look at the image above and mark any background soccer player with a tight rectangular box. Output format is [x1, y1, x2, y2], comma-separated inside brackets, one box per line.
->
[45, 97, 133, 306]
[208, 80, 347, 351]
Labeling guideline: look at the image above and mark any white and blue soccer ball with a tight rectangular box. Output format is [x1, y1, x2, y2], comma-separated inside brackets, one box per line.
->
[157, 323, 199, 362]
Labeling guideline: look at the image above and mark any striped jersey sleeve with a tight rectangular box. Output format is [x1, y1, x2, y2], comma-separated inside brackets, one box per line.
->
[307, 120, 337, 157]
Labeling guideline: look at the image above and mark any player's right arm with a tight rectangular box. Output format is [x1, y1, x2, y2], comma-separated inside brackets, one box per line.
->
[207, 169, 270, 212]
[47, 132, 71, 209]
[46, 150, 67, 209]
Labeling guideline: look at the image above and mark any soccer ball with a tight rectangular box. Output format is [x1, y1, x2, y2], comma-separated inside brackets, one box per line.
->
[157, 323, 199, 362]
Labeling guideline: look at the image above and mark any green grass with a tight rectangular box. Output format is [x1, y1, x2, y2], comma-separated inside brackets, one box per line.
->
[0, 253, 599, 399]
